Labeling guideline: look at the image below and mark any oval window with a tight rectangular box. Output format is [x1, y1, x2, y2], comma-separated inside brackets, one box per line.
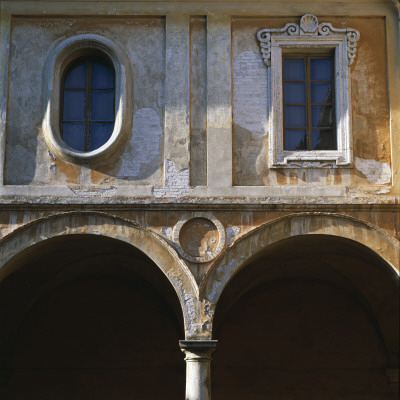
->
[60, 57, 115, 152]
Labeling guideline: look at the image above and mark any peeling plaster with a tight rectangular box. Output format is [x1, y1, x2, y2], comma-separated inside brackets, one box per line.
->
[202, 321, 212, 331]
[152, 159, 193, 197]
[168, 273, 197, 335]
[118, 108, 162, 178]
[162, 226, 173, 240]
[355, 157, 391, 184]
[204, 300, 213, 318]
[226, 225, 240, 245]
[48, 150, 56, 161]
[68, 186, 117, 197]
[233, 51, 268, 138]
[373, 188, 391, 194]
[206, 258, 237, 303]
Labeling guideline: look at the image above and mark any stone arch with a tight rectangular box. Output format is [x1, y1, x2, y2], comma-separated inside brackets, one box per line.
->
[201, 213, 399, 304]
[0, 211, 200, 338]
[200, 213, 399, 366]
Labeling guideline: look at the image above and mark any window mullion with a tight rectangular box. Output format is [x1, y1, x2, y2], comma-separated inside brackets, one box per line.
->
[84, 59, 92, 152]
[305, 56, 312, 151]
[331, 58, 337, 150]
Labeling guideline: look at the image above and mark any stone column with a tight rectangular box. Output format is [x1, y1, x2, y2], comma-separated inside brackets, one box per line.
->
[179, 340, 218, 400]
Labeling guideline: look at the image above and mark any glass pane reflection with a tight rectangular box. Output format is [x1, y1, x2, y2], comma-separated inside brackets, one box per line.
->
[284, 82, 306, 103]
[62, 123, 85, 151]
[283, 58, 305, 80]
[64, 63, 86, 89]
[310, 59, 332, 80]
[312, 105, 333, 127]
[63, 90, 85, 121]
[285, 129, 306, 150]
[285, 105, 306, 127]
[92, 62, 114, 89]
[90, 123, 113, 150]
[91, 90, 114, 121]
[312, 129, 336, 150]
[311, 82, 332, 104]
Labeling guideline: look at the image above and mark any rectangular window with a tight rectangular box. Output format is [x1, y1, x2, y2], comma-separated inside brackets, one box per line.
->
[257, 15, 360, 168]
[283, 55, 336, 151]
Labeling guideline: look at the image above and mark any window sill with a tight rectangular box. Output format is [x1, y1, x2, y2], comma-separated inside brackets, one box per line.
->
[271, 150, 353, 168]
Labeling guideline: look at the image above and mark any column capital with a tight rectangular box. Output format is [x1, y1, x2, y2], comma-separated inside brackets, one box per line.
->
[179, 340, 218, 350]
[179, 340, 218, 361]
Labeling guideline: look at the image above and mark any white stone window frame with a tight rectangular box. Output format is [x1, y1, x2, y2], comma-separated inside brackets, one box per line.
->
[257, 15, 360, 168]
[42, 34, 133, 163]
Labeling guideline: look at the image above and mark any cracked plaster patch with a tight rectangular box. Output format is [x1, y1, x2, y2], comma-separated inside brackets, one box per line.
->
[118, 108, 162, 178]
[206, 257, 237, 303]
[162, 226, 173, 240]
[355, 157, 391, 184]
[152, 159, 192, 197]
[168, 273, 197, 335]
[233, 51, 268, 138]
[68, 186, 117, 197]
[226, 225, 241, 245]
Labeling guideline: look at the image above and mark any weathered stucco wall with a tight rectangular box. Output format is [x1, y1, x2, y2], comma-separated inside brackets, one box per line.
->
[232, 16, 392, 188]
[0, 2, 398, 397]
[0, 214, 397, 397]
[0, 208, 398, 284]
[5, 17, 165, 186]
[189, 16, 207, 186]
[0, 9, 397, 198]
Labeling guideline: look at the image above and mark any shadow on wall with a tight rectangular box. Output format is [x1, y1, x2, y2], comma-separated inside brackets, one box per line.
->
[0, 234, 185, 399]
[211, 235, 399, 400]
[232, 50, 269, 185]
[81, 107, 164, 184]
[4, 17, 167, 185]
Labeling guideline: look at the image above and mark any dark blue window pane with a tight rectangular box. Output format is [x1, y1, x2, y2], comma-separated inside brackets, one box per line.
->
[61, 58, 116, 152]
[311, 82, 333, 104]
[285, 129, 306, 150]
[64, 63, 86, 89]
[91, 90, 114, 121]
[283, 58, 305, 80]
[62, 123, 85, 151]
[284, 82, 306, 103]
[92, 62, 114, 89]
[312, 105, 334, 127]
[90, 123, 113, 150]
[310, 59, 332, 80]
[285, 105, 306, 127]
[63, 90, 85, 121]
[312, 129, 335, 150]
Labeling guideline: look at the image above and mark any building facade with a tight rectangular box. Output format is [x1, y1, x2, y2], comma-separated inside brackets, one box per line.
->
[0, 0, 399, 398]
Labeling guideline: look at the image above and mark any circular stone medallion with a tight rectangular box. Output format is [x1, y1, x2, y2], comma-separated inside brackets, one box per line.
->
[173, 214, 226, 263]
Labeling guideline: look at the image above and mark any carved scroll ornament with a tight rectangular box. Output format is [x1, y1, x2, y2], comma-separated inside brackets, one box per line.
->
[257, 14, 360, 67]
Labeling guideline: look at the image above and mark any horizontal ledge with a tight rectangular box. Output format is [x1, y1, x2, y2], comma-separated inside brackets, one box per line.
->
[0, 184, 398, 199]
[2, 2, 395, 17]
[179, 340, 218, 349]
[0, 197, 399, 209]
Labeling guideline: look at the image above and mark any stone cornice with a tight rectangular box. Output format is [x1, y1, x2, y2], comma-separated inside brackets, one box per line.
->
[0, 199, 399, 211]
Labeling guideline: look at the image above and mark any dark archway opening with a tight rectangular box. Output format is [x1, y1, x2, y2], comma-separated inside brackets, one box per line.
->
[212, 235, 399, 400]
[0, 234, 185, 400]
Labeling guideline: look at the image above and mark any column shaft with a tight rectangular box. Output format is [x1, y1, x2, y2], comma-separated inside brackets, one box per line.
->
[180, 340, 217, 400]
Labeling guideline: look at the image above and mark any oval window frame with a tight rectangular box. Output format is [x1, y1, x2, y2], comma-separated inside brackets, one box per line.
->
[42, 34, 132, 162]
